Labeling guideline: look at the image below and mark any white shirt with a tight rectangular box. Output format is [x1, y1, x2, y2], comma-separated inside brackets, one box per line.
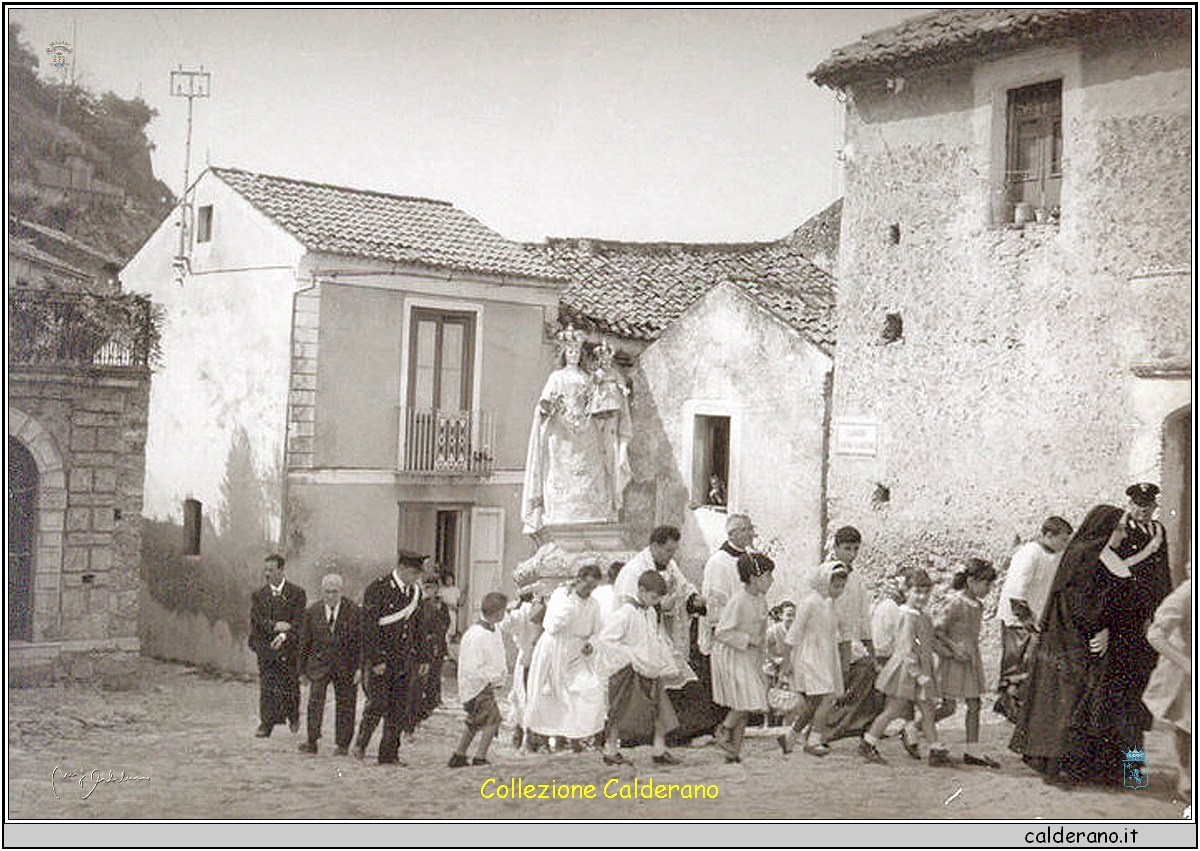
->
[614, 548, 690, 608]
[613, 548, 697, 651]
[870, 596, 902, 658]
[699, 544, 743, 655]
[599, 602, 677, 679]
[324, 600, 341, 625]
[457, 622, 507, 704]
[590, 584, 618, 626]
[827, 563, 872, 644]
[999, 540, 1061, 627]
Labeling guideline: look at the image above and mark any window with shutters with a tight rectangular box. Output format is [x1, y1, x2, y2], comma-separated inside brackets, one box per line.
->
[1005, 79, 1062, 215]
[402, 308, 493, 474]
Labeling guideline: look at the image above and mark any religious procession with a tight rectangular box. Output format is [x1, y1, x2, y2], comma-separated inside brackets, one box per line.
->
[247, 323, 1189, 801]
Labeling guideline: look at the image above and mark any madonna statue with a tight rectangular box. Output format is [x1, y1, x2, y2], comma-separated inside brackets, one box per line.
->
[521, 327, 611, 534]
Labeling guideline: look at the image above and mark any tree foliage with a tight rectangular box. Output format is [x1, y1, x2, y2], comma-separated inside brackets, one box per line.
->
[8, 22, 175, 258]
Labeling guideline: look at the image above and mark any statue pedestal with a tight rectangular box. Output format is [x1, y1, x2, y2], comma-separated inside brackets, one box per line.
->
[535, 522, 628, 552]
[514, 523, 634, 594]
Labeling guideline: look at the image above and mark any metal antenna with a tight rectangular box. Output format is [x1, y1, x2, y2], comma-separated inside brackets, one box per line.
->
[169, 66, 211, 270]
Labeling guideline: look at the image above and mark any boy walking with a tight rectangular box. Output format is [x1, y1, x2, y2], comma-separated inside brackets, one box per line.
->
[449, 592, 509, 767]
[600, 570, 684, 766]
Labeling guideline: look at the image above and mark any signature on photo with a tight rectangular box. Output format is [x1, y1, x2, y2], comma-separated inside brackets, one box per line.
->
[51, 766, 150, 800]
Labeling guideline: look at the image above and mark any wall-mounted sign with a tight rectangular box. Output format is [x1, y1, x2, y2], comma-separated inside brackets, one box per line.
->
[833, 420, 878, 457]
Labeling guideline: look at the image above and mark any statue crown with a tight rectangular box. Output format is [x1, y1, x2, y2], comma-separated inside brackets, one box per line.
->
[556, 325, 585, 344]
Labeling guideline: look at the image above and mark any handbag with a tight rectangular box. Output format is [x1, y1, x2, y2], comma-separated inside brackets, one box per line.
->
[767, 685, 802, 715]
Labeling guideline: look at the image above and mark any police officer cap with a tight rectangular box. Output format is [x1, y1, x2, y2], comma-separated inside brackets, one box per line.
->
[1125, 483, 1160, 507]
[397, 549, 427, 568]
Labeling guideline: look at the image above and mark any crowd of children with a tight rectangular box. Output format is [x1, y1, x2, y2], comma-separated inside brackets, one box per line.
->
[291, 497, 1185, 799]
[448, 536, 1010, 774]
[447, 519, 1186, 806]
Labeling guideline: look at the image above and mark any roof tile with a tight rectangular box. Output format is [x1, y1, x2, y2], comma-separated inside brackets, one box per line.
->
[811, 8, 1190, 88]
[210, 167, 562, 281]
[539, 237, 836, 350]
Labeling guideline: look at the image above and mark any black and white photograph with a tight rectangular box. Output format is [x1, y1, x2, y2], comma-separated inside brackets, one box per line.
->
[5, 5, 1195, 846]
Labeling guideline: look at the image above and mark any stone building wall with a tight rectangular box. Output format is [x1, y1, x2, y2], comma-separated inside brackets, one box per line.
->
[9, 369, 149, 651]
[826, 33, 1191, 591]
[631, 283, 833, 603]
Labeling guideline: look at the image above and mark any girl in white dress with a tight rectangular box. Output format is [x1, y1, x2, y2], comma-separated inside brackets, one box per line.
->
[523, 564, 606, 744]
[712, 552, 775, 763]
[780, 562, 848, 757]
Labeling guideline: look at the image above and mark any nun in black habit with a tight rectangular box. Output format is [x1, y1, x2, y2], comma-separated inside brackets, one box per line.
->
[1010, 489, 1171, 786]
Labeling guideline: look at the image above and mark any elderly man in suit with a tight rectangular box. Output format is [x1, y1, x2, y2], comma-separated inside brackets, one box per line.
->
[249, 553, 307, 738]
[297, 573, 362, 755]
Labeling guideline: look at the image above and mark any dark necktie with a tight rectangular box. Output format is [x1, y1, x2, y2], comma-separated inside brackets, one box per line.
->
[328, 608, 335, 628]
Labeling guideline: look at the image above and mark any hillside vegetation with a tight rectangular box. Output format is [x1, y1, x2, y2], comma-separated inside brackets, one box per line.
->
[8, 23, 175, 261]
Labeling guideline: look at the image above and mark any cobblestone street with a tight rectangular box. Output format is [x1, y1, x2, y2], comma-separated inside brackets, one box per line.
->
[7, 657, 1190, 824]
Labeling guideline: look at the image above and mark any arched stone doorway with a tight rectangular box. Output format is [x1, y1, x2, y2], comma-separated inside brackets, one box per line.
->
[9, 437, 37, 641]
[1162, 405, 1191, 586]
[8, 407, 66, 643]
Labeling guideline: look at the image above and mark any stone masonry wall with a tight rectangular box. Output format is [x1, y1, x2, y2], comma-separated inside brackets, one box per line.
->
[9, 369, 149, 647]
[826, 34, 1191, 638]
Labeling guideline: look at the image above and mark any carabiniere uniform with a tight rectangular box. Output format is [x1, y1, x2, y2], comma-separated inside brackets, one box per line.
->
[356, 571, 423, 763]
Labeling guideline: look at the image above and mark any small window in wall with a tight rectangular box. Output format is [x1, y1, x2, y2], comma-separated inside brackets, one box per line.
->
[183, 498, 202, 555]
[693, 415, 730, 508]
[1005, 80, 1062, 218]
[196, 205, 213, 243]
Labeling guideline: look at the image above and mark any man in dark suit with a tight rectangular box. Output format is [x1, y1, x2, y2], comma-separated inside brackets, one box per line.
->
[413, 565, 452, 725]
[352, 550, 425, 765]
[249, 553, 307, 737]
[296, 573, 362, 755]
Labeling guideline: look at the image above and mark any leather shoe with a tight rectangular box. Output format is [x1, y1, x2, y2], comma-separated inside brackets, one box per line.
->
[602, 752, 631, 766]
[350, 744, 365, 760]
[652, 751, 682, 766]
[858, 738, 887, 765]
[334, 746, 349, 756]
[288, 717, 300, 734]
[448, 753, 470, 768]
[778, 734, 793, 755]
[964, 752, 1000, 768]
[255, 725, 271, 738]
[928, 748, 955, 767]
[803, 742, 831, 758]
[298, 741, 318, 754]
[472, 757, 490, 766]
[900, 726, 922, 760]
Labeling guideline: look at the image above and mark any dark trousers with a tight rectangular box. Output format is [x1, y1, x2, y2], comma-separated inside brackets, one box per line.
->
[355, 665, 413, 762]
[306, 670, 357, 748]
[258, 656, 300, 728]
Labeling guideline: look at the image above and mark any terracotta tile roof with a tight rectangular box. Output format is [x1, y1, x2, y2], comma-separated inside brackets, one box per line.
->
[811, 8, 1191, 88]
[209, 167, 562, 281]
[540, 238, 835, 350]
[786, 198, 841, 274]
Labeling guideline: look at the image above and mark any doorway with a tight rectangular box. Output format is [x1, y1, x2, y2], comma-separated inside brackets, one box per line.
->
[1162, 406, 1191, 586]
[9, 437, 38, 641]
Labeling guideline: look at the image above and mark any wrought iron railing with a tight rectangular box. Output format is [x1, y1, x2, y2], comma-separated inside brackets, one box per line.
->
[8, 288, 155, 369]
[402, 407, 495, 475]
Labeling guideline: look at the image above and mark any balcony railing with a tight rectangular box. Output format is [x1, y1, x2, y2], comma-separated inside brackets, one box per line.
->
[402, 407, 495, 475]
[9, 289, 155, 369]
